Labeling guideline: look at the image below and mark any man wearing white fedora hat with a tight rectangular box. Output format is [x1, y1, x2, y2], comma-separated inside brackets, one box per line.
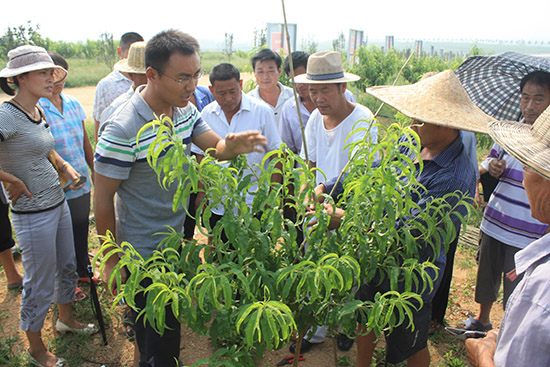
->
[316, 70, 490, 366]
[466, 105, 550, 367]
[296, 51, 376, 189]
[289, 50, 376, 353]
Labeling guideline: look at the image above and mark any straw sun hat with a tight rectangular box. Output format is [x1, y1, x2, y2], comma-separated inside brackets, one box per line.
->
[114, 41, 146, 74]
[294, 51, 360, 84]
[489, 105, 550, 180]
[366, 70, 495, 134]
[0, 45, 67, 82]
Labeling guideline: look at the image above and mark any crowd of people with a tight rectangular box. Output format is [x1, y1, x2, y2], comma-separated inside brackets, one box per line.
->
[0, 28, 549, 367]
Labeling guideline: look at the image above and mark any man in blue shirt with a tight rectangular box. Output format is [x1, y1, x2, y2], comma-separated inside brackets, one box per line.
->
[315, 70, 491, 366]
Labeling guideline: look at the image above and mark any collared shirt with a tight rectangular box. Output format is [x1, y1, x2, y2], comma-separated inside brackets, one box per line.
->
[95, 86, 211, 257]
[494, 232, 550, 366]
[279, 90, 356, 155]
[38, 94, 91, 200]
[92, 70, 133, 121]
[191, 92, 282, 215]
[480, 141, 547, 248]
[99, 86, 134, 132]
[324, 134, 476, 302]
[193, 86, 215, 111]
[460, 131, 480, 180]
[248, 82, 294, 128]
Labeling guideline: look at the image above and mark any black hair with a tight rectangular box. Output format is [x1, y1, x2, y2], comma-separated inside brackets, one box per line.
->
[145, 29, 200, 73]
[283, 51, 310, 76]
[48, 51, 69, 71]
[120, 32, 144, 52]
[0, 77, 17, 96]
[520, 70, 550, 94]
[251, 48, 282, 71]
[209, 63, 240, 85]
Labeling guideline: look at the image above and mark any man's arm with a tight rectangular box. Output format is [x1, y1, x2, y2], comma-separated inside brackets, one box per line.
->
[192, 129, 267, 161]
[465, 330, 498, 367]
[82, 121, 94, 178]
[93, 172, 125, 292]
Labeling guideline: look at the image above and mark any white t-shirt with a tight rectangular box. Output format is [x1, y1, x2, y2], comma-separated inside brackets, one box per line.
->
[248, 82, 294, 128]
[191, 92, 282, 215]
[300, 104, 376, 185]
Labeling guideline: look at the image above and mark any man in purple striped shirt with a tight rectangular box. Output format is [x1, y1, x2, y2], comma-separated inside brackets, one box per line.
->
[463, 70, 550, 332]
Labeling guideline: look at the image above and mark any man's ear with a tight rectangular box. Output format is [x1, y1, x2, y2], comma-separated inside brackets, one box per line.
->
[117, 47, 122, 59]
[145, 67, 157, 83]
[239, 79, 243, 88]
[209, 85, 214, 94]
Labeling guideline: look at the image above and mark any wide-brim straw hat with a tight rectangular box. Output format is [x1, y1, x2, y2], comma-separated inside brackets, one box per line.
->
[0, 45, 67, 82]
[114, 41, 146, 74]
[366, 70, 495, 134]
[489, 105, 550, 180]
[294, 51, 360, 84]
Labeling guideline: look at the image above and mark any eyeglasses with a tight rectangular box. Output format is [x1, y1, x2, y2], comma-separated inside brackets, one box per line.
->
[155, 68, 204, 85]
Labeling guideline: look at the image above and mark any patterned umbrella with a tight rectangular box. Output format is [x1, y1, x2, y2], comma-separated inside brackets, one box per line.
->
[455, 52, 550, 121]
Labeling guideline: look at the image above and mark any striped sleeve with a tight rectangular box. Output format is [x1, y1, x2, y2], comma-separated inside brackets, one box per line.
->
[0, 105, 19, 141]
[94, 122, 136, 180]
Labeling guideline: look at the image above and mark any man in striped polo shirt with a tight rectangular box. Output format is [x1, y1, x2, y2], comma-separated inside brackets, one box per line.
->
[462, 70, 550, 332]
[93, 30, 266, 367]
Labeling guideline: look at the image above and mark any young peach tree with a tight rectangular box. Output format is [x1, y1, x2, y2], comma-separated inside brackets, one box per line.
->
[98, 116, 472, 366]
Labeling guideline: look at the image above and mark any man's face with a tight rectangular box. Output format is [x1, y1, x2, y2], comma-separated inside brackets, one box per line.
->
[308, 83, 345, 116]
[523, 165, 550, 224]
[254, 60, 281, 90]
[154, 52, 200, 108]
[411, 120, 441, 147]
[521, 81, 550, 124]
[292, 65, 309, 99]
[210, 78, 243, 115]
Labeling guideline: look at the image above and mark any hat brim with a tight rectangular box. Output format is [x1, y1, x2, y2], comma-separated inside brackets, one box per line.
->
[366, 71, 495, 134]
[489, 120, 550, 180]
[294, 72, 360, 84]
[0, 63, 67, 83]
[114, 59, 146, 74]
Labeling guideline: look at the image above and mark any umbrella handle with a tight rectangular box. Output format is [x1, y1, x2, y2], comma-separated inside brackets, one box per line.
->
[88, 265, 108, 345]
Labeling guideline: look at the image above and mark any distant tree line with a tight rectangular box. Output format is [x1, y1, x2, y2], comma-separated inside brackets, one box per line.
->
[0, 22, 118, 67]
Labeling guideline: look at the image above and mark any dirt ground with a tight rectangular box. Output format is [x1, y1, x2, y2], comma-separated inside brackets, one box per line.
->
[0, 84, 504, 366]
[0, 227, 505, 367]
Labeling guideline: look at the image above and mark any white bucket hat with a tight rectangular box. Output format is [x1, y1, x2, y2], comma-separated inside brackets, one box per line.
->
[0, 45, 67, 82]
[114, 41, 146, 74]
[294, 51, 360, 84]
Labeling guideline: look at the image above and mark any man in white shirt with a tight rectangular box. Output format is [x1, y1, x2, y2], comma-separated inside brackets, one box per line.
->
[192, 63, 282, 232]
[291, 51, 377, 353]
[247, 48, 293, 128]
[280, 51, 356, 155]
[297, 51, 376, 187]
[92, 31, 144, 138]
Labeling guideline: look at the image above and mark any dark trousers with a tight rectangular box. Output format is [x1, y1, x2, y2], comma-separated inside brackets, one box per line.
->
[431, 232, 460, 323]
[67, 193, 91, 277]
[183, 192, 197, 241]
[133, 278, 181, 367]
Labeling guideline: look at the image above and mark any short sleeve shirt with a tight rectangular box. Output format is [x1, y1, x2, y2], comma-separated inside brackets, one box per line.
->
[191, 92, 282, 215]
[248, 82, 294, 128]
[0, 103, 65, 213]
[94, 87, 211, 257]
[38, 94, 91, 199]
[301, 104, 377, 185]
[92, 70, 133, 121]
